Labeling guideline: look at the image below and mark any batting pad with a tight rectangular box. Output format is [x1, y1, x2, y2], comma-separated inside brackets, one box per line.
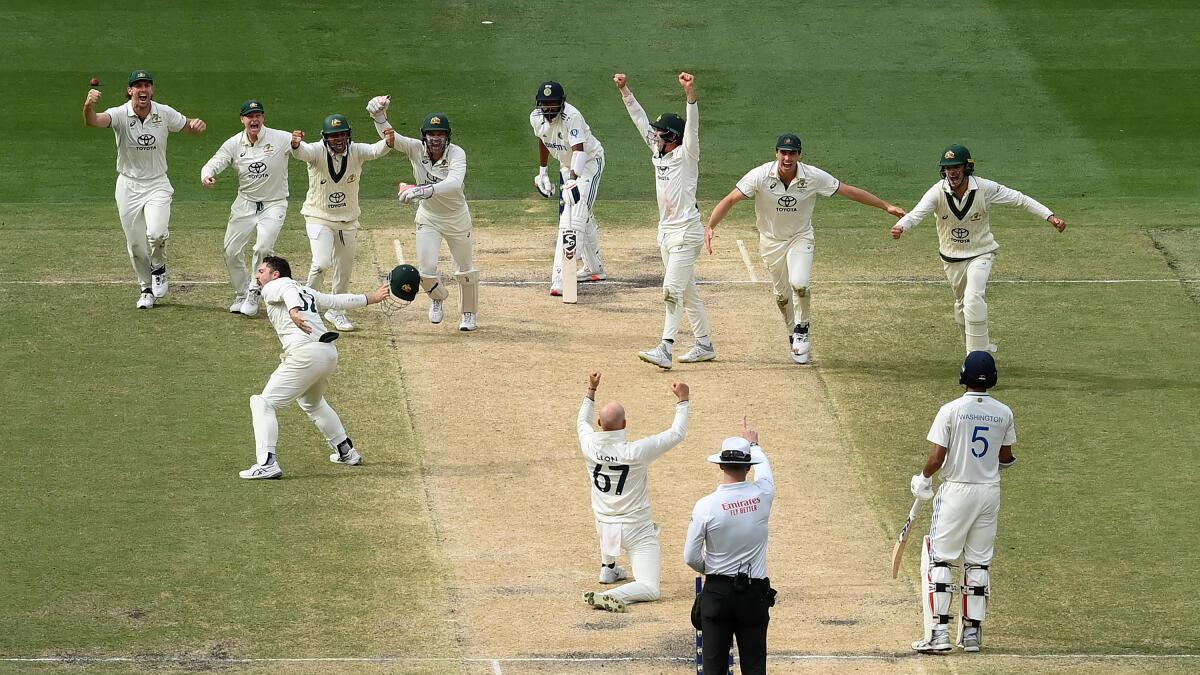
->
[420, 275, 449, 301]
[455, 269, 479, 313]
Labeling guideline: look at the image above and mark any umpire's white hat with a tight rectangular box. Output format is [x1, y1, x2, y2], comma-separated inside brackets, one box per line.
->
[707, 437, 761, 465]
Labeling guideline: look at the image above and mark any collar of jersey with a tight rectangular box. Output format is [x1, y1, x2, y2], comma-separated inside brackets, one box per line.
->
[591, 429, 627, 441]
[962, 391, 991, 398]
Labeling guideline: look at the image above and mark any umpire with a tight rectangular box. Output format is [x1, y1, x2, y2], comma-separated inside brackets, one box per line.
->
[684, 419, 777, 674]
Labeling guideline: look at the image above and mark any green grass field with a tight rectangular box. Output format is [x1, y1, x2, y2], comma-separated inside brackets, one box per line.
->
[2, 1, 1198, 673]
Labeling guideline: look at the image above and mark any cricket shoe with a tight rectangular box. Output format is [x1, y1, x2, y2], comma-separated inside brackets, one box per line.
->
[151, 267, 169, 298]
[598, 564, 628, 584]
[912, 630, 952, 654]
[637, 343, 673, 370]
[240, 289, 261, 316]
[329, 448, 363, 466]
[239, 462, 283, 480]
[324, 310, 355, 331]
[791, 332, 811, 364]
[428, 299, 444, 324]
[137, 290, 155, 309]
[459, 312, 477, 332]
[229, 294, 247, 313]
[678, 342, 716, 363]
[577, 268, 607, 283]
[582, 591, 626, 613]
[959, 625, 982, 652]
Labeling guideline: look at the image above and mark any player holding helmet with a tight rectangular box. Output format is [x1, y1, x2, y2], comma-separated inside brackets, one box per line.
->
[892, 145, 1067, 353]
[530, 80, 608, 295]
[366, 96, 479, 331]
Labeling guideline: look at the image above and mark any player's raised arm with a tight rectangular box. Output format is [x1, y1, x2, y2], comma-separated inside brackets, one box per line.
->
[615, 73, 653, 145]
[892, 184, 940, 239]
[679, 72, 699, 157]
[83, 88, 111, 128]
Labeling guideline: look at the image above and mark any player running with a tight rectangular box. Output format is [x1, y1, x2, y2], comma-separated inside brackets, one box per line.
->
[290, 114, 392, 332]
[577, 371, 689, 613]
[201, 99, 294, 316]
[892, 145, 1066, 353]
[366, 96, 479, 331]
[706, 134, 904, 364]
[909, 351, 1016, 653]
[617, 71, 715, 369]
[530, 80, 608, 295]
[83, 69, 206, 309]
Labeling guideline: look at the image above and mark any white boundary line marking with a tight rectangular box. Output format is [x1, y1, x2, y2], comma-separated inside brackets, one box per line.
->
[735, 239, 759, 282]
[4, 653, 1198, 664]
[0, 278, 1194, 287]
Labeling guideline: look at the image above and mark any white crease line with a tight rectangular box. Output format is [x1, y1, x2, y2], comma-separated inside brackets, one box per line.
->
[736, 239, 759, 282]
[6, 654, 1198, 664]
[393, 239, 406, 264]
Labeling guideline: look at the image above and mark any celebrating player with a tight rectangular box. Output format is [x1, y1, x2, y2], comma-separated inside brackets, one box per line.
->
[366, 97, 479, 331]
[238, 256, 418, 480]
[529, 80, 608, 295]
[616, 72, 715, 369]
[291, 114, 393, 331]
[909, 351, 1016, 653]
[201, 99, 294, 316]
[892, 145, 1067, 353]
[83, 69, 206, 309]
[577, 371, 689, 613]
[706, 134, 905, 364]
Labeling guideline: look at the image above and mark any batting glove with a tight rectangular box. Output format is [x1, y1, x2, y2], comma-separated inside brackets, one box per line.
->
[366, 95, 390, 123]
[399, 184, 434, 203]
[561, 180, 584, 207]
[534, 167, 555, 198]
[910, 473, 934, 501]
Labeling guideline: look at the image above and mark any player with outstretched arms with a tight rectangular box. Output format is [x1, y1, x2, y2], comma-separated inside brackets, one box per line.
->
[909, 351, 1017, 654]
[616, 71, 715, 369]
[365, 96, 479, 331]
[530, 80, 608, 295]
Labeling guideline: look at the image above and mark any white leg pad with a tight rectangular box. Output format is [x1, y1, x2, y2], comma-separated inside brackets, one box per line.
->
[921, 536, 954, 638]
[455, 269, 479, 314]
[962, 564, 990, 622]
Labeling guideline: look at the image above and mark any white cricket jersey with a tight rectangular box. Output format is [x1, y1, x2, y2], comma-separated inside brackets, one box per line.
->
[683, 446, 775, 578]
[201, 126, 293, 202]
[293, 140, 391, 224]
[530, 102, 604, 172]
[373, 121, 472, 234]
[895, 176, 1054, 260]
[261, 276, 369, 352]
[577, 398, 689, 524]
[736, 161, 840, 242]
[623, 95, 701, 230]
[103, 101, 187, 180]
[927, 392, 1017, 484]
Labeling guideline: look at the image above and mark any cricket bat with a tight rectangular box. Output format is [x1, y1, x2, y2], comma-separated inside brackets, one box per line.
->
[891, 499, 922, 578]
[562, 229, 578, 304]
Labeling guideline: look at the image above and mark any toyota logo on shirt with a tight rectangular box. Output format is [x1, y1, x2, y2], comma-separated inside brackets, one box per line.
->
[136, 134, 156, 146]
[777, 195, 797, 208]
[329, 192, 347, 204]
[951, 227, 970, 241]
[248, 161, 267, 174]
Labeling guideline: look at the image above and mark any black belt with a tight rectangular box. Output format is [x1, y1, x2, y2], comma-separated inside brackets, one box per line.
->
[705, 574, 769, 586]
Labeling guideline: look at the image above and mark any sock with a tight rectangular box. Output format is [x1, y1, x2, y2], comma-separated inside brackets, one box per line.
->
[336, 438, 353, 458]
[794, 323, 809, 335]
[142, 288, 152, 294]
[152, 266, 166, 275]
[698, 337, 713, 349]
[264, 452, 276, 466]
[603, 563, 615, 569]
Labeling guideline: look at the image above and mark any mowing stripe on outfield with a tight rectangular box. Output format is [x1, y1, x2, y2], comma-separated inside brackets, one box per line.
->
[6, 653, 1199, 665]
[1, 278, 1194, 286]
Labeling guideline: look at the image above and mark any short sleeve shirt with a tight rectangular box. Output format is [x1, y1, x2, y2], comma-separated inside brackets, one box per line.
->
[736, 161, 839, 242]
[104, 101, 187, 179]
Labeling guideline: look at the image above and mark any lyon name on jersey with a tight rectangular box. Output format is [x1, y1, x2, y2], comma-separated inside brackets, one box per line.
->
[927, 392, 1017, 484]
[736, 161, 840, 242]
[104, 101, 188, 180]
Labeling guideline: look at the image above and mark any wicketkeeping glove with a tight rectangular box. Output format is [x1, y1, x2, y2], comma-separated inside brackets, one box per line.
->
[910, 473, 934, 501]
[398, 184, 434, 203]
[366, 95, 390, 123]
[534, 167, 555, 198]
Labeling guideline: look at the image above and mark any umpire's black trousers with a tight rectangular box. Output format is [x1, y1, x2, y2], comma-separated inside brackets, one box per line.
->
[701, 575, 771, 674]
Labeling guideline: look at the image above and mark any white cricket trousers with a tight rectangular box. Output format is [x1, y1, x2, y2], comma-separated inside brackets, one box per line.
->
[415, 221, 474, 277]
[942, 252, 995, 351]
[928, 481, 1001, 565]
[224, 196, 287, 296]
[115, 174, 173, 289]
[250, 342, 347, 465]
[306, 220, 358, 294]
[596, 519, 662, 605]
[659, 223, 711, 342]
[550, 158, 606, 286]
[760, 233, 815, 330]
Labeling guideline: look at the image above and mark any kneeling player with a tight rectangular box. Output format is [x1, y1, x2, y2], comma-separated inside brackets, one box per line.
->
[910, 351, 1017, 653]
